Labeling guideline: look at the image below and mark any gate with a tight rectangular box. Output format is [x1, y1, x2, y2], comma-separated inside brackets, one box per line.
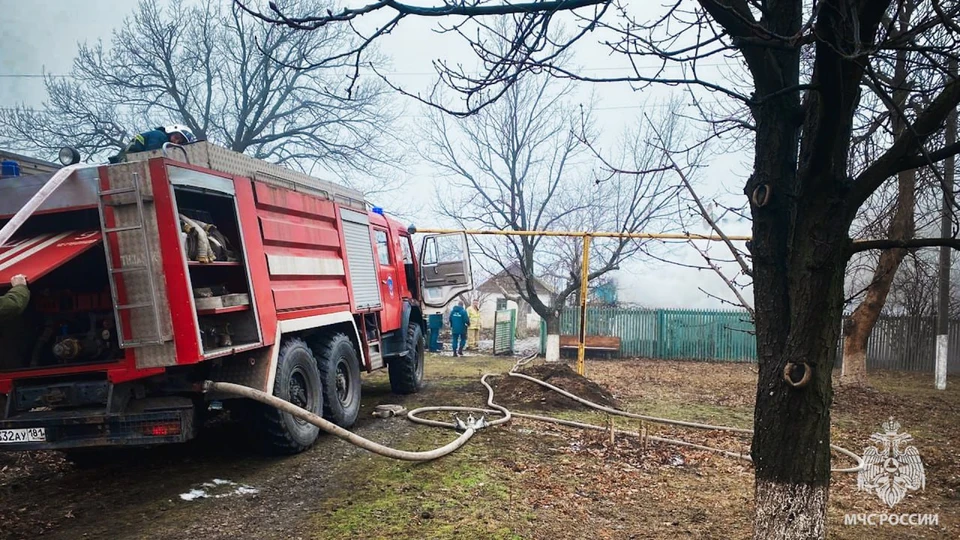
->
[493, 309, 516, 355]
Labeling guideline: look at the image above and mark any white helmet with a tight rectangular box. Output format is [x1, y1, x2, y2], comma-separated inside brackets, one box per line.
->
[161, 124, 197, 144]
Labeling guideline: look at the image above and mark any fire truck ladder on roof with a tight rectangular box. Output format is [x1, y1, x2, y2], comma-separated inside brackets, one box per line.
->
[96, 174, 166, 348]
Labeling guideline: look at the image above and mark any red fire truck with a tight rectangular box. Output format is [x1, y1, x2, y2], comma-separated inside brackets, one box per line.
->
[0, 142, 472, 455]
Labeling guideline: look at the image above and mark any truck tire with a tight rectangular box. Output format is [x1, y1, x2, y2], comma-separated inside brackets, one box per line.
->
[315, 333, 362, 428]
[389, 323, 425, 394]
[256, 338, 322, 454]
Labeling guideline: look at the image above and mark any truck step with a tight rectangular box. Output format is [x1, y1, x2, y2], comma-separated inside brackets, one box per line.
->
[102, 197, 153, 206]
[367, 341, 384, 369]
[99, 187, 137, 196]
[122, 338, 167, 347]
[111, 266, 147, 273]
[103, 225, 143, 234]
[116, 302, 153, 310]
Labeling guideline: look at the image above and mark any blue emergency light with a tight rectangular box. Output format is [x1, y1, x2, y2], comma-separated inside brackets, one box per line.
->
[1, 160, 20, 178]
[372, 206, 384, 215]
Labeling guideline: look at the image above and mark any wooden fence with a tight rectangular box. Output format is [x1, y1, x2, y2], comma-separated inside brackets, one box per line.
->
[540, 307, 960, 374]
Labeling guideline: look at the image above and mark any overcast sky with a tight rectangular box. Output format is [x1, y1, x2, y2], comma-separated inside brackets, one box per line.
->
[0, 0, 755, 311]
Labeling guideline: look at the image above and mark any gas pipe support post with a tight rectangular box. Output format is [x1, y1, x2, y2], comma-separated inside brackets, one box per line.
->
[577, 234, 591, 376]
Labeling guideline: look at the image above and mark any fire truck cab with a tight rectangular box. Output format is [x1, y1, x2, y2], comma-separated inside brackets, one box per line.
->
[0, 142, 473, 455]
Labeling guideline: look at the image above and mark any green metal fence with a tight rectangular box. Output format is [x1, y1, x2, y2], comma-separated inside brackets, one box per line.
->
[493, 309, 516, 355]
[540, 307, 756, 361]
[537, 307, 960, 372]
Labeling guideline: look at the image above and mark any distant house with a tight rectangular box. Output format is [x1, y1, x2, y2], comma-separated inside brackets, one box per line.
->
[473, 263, 556, 331]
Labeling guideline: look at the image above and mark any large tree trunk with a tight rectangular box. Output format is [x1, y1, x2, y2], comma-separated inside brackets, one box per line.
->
[747, 63, 857, 537]
[743, 0, 893, 532]
[841, 170, 915, 386]
[750, 176, 851, 540]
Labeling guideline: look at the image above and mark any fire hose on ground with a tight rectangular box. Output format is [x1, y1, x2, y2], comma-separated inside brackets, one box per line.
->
[202, 353, 863, 473]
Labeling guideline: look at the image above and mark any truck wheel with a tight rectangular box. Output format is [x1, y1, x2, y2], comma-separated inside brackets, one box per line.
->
[389, 323, 425, 394]
[315, 333, 361, 428]
[257, 338, 322, 454]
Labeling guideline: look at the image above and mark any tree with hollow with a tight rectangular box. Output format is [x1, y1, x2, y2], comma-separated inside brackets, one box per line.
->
[239, 0, 960, 538]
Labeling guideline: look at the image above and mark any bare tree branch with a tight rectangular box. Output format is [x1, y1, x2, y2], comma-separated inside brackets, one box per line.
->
[850, 236, 960, 254]
[238, 0, 606, 27]
[852, 76, 960, 208]
[0, 0, 403, 195]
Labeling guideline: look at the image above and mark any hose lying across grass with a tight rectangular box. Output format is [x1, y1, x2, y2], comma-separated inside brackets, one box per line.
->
[203, 353, 863, 473]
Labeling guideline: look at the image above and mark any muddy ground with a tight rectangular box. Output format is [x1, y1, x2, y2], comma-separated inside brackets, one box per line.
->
[1, 354, 957, 539]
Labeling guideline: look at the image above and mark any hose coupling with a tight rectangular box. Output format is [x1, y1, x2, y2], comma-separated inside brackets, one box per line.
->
[454, 413, 488, 431]
[372, 404, 408, 418]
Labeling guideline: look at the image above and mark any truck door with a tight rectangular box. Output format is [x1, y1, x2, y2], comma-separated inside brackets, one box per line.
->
[373, 227, 402, 331]
[419, 232, 473, 308]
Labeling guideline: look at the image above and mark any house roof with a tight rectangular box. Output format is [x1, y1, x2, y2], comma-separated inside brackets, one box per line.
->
[477, 262, 555, 296]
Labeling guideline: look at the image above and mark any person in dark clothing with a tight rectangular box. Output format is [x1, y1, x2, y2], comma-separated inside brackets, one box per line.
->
[128, 128, 177, 153]
[0, 274, 29, 321]
[109, 124, 198, 163]
[0, 274, 30, 371]
[449, 300, 470, 357]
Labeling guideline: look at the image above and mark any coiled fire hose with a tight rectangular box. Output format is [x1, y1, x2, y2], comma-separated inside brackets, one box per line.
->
[203, 354, 863, 472]
[203, 379, 482, 461]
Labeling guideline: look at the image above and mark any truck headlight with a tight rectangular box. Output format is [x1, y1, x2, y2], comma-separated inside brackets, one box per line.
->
[58, 147, 81, 166]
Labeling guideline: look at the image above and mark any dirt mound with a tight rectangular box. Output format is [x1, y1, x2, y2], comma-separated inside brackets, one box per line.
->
[492, 362, 620, 411]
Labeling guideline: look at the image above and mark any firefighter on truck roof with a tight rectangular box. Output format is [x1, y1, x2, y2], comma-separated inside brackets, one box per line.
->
[109, 124, 198, 163]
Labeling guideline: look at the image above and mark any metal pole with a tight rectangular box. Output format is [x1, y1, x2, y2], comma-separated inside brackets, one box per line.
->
[413, 226, 951, 248]
[577, 235, 591, 376]
[411, 227, 751, 242]
[936, 57, 957, 391]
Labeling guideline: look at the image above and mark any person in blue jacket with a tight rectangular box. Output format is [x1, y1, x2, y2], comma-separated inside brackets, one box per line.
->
[427, 313, 443, 352]
[449, 300, 470, 357]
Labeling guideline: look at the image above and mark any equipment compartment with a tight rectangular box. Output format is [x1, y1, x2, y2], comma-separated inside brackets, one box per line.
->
[0, 208, 125, 372]
[171, 183, 260, 355]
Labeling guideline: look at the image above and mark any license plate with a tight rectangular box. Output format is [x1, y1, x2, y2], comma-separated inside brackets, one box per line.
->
[0, 428, 46, 444]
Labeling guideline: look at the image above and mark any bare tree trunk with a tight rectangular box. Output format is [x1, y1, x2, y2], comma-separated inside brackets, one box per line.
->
[752, 202, 849, 540]
[841, 12, 916, 387]
[841, 170, 915, 386]
[544, 313, 561, 362]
